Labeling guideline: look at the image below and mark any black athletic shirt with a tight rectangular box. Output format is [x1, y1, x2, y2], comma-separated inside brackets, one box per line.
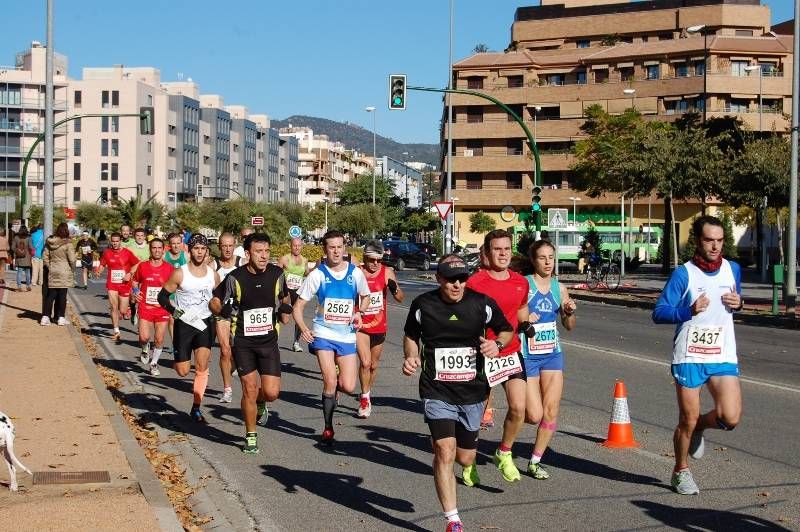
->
[404, 288, 512, 404]
[212, 264, 287, 347]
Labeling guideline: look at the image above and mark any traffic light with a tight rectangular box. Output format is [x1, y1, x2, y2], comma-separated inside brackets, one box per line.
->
[531, 185, 543, 231]
[139, 106, 154, 135]
[388, 74, 406, 110]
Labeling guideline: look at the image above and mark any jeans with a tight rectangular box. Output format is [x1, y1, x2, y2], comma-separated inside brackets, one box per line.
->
[16, 266, 31, 287]
[31, 257, 43, 285]
[43, 287, 68, 320]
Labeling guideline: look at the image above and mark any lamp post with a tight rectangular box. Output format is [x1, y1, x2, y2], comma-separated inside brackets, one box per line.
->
[744, 64, 763, 132]
[533, 105, 542, 142]
[451, 196, 459, 246]
[323, 198, 329, 234]
[365, 106, 377, 205]
[402, 151, 409, 204]
[568, 196, 581, 225]
[687, 24, 708, 122]
[745, 64, 768, 282]
[623, 88, 636, 110]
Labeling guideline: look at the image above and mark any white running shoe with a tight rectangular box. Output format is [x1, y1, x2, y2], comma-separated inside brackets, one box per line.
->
[149, 364, 160, 376]
[220, 387, 233, 403]
[140, 351, 150, 365]
[688, 431, 705, 460]
[40, 316, 51, 326]
[671, 469, 699, 495]
[57, 317, 68, 326]
[292, 341, 303, 352]
[357, 396, 372, 418]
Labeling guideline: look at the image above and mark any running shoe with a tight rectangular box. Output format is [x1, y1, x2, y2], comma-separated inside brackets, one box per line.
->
[149, 364, 160, 377]
[40, 316, 51, 326]
[220, 387, 233, 403]
[481, 408, 494, 429]
[189, 406, 207, 424]
[357, 396, 372, 418]
[689, 431, 705, 460]
[671, 469, 700, 495]
[242, 432, 259, 454]
[256, 402, 269, 426]
[57, 317, 68, 326]
[462, 463, 480, 487]
[112, 331, 121, 342]
[446, 522, 463, 532]
[292, 341, 303, 352]
[494, 450, 521, 482]
[123, 308, 131, 321]
[527, 461, 550, 480]
[321, 428, 335, 446]
[140, 351, 150, 365]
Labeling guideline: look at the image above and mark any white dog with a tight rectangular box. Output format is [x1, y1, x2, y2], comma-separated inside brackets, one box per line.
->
[0, 410, 32, 491]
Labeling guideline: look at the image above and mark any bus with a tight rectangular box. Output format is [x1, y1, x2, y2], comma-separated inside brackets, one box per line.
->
[511, 224, 662, 263]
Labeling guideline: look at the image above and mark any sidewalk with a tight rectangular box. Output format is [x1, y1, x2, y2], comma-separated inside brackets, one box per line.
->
[0, 280, 175, 531]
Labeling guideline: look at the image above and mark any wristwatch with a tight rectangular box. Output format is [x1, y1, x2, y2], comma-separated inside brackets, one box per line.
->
[494, 340, 504, 351]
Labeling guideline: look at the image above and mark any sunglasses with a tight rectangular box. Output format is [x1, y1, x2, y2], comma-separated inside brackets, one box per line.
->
[444, 275, 469, 284]
[364, 256, 381, 263]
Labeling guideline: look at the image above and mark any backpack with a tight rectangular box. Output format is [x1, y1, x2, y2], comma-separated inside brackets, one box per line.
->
[15, 238, 27, 259]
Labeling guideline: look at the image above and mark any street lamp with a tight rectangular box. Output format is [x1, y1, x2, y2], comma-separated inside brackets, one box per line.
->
[451, 196, 460, 247]
[323, 198, 329, 234]
[365, 106, 377, 205]
[745, 64, 767, 282]
[687, 24, 708, 122]
[623, 88, 636, 110]
[744, 65, 763, 132]
[402, 151, 410, 204]
[568, 196, 581, 225]
[533, 105, 542, 142]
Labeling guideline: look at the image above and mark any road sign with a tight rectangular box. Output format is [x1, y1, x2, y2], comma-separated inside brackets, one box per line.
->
[251, 216, 264, 226]
[500, 205, 516, 223]
[548, 208, 569, 230]
[433, 201, 453, 221]
[288, 225, 302, 239]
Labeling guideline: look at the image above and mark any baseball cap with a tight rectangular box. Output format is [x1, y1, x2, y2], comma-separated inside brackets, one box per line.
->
[363, 240, 384, 259]
[437, 259, 469, 279]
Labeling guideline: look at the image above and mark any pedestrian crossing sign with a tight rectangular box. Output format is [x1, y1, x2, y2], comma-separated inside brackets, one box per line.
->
[547, 208, 568, 229]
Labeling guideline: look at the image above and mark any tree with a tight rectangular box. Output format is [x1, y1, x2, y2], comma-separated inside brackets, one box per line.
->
[75, 203, 110, 233]
[172, 202, 203, 232]
[113, 194, 165, 229]
[250, 202, 291, 244]
[28, 205, 67, 231]
[200, 199, 251, 234]
[331, 203, 384, 239]
[472, 43, 489, 54]
[469, 210, 496, 234]
[402, 211, 438, 235]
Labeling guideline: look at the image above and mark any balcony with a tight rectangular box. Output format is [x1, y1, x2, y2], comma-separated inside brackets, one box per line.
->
[447, 117, 584, 140]
[1, 98, 68, 110]
[0, 121, 68, 134]
[0, 146, 68, 158]
[448, 151, 574, 173]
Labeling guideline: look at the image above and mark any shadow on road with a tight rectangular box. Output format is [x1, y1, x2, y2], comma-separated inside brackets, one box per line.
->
[262, 465, 428, 531]
[280, 361, 322, 382]
[544, 448, 667, 488]
[630, 499, 792, 531]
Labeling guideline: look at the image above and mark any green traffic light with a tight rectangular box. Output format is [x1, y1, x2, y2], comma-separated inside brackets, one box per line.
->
[532, 203, 541, 212]
[393, 96, 403, 105]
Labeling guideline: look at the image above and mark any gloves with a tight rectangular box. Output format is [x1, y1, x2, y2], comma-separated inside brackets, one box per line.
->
[220, 298, 235, 320]
[277, 303, 293, 316]
[172, 307, 185, 320]
[518, 321, 536, 338]
[387, 278, 398, 295]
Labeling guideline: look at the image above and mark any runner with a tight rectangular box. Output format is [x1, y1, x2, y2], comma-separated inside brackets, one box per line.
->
[403, 254, 513, 532]
[75, 231, 97, 290]
[157, 234, 221, 423]
[131, 238, 173, 376]
[96, 232, 140, 341]
[125, 228, 150, 324]
[277, 237, 311, 352]
[120, 225, 133, 247]
[210, 233, 292, 453]
[520, 239, 577, 480]
[465, 230, 529, 483]
[234, 228, 255, 260]
[653, 215, 743, 495]
[356, 240, 403, 418]
[292, 230, 371, 445]
[212, 232, 243, 403]
[164, 233, 188, 268]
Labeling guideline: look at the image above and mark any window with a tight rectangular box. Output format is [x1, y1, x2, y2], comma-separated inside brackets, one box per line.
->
[675, 62, 689, 77]
[729, 99, 749, 112]
[73, 163, 81, 181]
[595, 69, 609, 83]
[507, 75, 523, 88]
[505, 172, 522, 189]
[577, 70, 587, 85]
[467, 107, 483, 123]
[546, 74, 564, 86]
[101, 162, 109, 180]
[147, 94, 153, 105]
[111, 163, 119, 181]
[146, 165, 152, 176]
[646, 64, 660, 80]
[735, 29, 754, 37]
[466, 172, 482, 190]
[111, 139, 119, 157]
[111, 116, 119, 132]
[620, 67, 634, 82]
[74, 90, 82, 108]
[147, 141, 152, 153]
[576, 39, 590, 48]
[111, 91, 119, 107]
[73, 187, 80, 202]
[111, 187, 119, 201]
[73, 139, 81, 156]
[73, 117, 81, 132]
[467, 77, 483, 89]
[694, 60, 706, 76]
[101, 116, 109, 132]
[466, 139, 483, 156]
[101, 90, 109, 108]
[731, 60, 749, 77]
[507, 138, 523, 156]
[508, 104, 523, 122]
[233, 143, 239, 152]
[101, 139, 109, 156]
[168, 169, 176, 180]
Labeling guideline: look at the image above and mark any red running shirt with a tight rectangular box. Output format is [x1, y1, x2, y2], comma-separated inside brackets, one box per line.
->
[134, 261, 174, 321]
[100, 247, 139, 291]
[466, 269, 529, 355]
[360, 264, 388, 334]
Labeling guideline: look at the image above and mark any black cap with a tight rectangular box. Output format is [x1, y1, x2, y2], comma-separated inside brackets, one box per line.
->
[437, 259, 469, 279]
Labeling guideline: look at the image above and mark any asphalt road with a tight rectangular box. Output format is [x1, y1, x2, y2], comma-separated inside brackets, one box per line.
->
[70, 270, 799, 531]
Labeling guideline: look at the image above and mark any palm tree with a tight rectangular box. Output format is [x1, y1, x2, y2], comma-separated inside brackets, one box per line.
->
[113, 193, 165, 229]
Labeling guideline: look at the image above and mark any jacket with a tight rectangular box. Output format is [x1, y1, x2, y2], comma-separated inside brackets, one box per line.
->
[12, 236, 32, 268]
[43, 236, 76, 288]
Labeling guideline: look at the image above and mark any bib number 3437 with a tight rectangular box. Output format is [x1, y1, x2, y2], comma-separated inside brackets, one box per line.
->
[434, 347, 476, 382]
[686, 325, 724, 356]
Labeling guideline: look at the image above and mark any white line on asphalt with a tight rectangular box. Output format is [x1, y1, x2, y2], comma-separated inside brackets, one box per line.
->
[562, 339, 800, 394]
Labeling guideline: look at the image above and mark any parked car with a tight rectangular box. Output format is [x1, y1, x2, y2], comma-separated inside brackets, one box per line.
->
[416, 243, 439, 263]
[382, 240, 431, 271]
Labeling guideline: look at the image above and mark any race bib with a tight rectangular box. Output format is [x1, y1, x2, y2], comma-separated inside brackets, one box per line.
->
[110, 269, 125, 284]
[686, 325, 725, 356]
[81, 245, 92, 255]
[285, 273, 303, 290]
[363, 291, 384, 315]
[323, 298, 353, 325]
[527, 321, 558, 355]
[243, 307, 274, 336]
[145, 286, 161, 306]
[485, 353, 523, 387]
[434, 347, 477, 382]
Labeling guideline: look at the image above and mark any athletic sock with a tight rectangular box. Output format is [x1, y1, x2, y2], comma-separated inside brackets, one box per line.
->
[530, 451, 543, 464]
[361, 390, 371, 400]
[444, 509, 460, 523]
[150, 347, 162, 365]
[193, 368, 210, 404]
[114, 327, 120, 333]
[498, 443, 512, 454]
[322, 393, 336, 429]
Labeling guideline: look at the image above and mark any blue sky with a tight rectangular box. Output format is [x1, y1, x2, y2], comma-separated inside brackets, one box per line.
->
[0, 1, 794, 145]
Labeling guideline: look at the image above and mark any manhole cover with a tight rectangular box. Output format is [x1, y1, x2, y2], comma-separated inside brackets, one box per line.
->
[33, 470, 111, 485]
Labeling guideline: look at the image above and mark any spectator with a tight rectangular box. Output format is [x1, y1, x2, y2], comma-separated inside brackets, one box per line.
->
[30, 224, 45, 286]
[12, 225, 33, 291]
[42, 222, 76, 326]
[0, 228, 9, 286]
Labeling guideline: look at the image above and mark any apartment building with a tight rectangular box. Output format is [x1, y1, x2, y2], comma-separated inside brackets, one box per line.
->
[444, 0, 793, 247]
[0, 42, 69, 209]
[279, 135, 300, 203]
[375, 156, 424, 209]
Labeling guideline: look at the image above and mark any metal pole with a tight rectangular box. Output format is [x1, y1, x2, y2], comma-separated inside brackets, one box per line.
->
[787, 1, 799, 315]
[761, 195, 768, 283]
[444, 0, 454, 255]
[758, 67, 763, 132]
[629, 197, 634, 259]
[620, 194, 625, 277]
[647, 196, 652, 263]
[555, 229, 559, 276]
[372, 111, 376, 204]
[703, 30, 708, 122]
[44, 0, 54, 237]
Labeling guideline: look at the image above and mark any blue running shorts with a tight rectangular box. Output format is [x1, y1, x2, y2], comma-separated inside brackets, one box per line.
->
[671, 362, 739, 389]
[309, 337, 357, 357]
[523, 351, 564, 377]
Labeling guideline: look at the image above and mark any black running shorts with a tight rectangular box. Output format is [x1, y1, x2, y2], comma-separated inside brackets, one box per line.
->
[233, 341, 281, 377]
[173, 317, 215, 363]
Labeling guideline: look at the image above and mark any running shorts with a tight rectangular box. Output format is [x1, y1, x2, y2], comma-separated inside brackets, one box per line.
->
[233, 341, 281, 377]
[672, 362, 739, 389]
[173, 317, 215, 363]
[523, 351, 564, 377]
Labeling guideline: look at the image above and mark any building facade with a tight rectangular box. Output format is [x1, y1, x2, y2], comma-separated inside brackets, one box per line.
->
[376, 155, 424, 209]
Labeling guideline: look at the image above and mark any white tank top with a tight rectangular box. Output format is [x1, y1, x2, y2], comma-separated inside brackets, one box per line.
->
[672, 260, 737, 365]
[175, 263, 215, 319]
[215, 256, 241, 280]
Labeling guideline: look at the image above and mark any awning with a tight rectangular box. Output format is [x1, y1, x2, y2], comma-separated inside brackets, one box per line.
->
[499, 69, 526, 76]
[663, 96, 683, 101]
[616, 62, 634, 68]
[731, 93, 757, 99]
[758, 57, 780, 62]
[591, 64, 609, 70]
[526, 102, 560, 108]
[458, 70, 489, 78]
[643, 60, 660, 66]
[669, 58, 688, 63]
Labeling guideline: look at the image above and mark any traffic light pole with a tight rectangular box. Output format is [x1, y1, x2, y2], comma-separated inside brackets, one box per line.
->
[20, 112, 148, 226]
[408, 86, 543, 230]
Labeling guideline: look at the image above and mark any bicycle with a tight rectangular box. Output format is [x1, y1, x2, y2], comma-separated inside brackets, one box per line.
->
[584, 251, 621, 291]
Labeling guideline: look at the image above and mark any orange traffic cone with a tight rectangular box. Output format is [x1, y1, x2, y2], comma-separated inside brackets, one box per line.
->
[602, 380, 639, 448]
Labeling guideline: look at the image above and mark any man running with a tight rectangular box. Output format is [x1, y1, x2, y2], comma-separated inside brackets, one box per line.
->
[210, 233, 291, 453]
[213, 233, 243, 403]
[465, 230, 529, 483]
[234, 228, 254, 260]
[96, 232, 140, 341]
[158, 234, 221, 423]
[75, 231, 97, 290]
[278, 237, 311, 352]
[356, 240, 403, 418]
[293, 230, 371, 444]
[164, 233, 188, 268]
[120, 225, 133, 247]
[131, 238, 173, 376]
[653, 215, 743, 495]
[403, 254, 513, 532]
[125, 228, 150, 324]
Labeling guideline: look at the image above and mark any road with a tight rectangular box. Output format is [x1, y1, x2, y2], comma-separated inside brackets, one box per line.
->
[70, 269, 800, 531]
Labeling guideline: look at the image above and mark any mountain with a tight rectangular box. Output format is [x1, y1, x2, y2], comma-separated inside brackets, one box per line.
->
[271, 115, 440, 168]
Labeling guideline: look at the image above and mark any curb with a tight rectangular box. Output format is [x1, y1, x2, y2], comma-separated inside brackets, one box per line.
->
[65, 295, 184, 532]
